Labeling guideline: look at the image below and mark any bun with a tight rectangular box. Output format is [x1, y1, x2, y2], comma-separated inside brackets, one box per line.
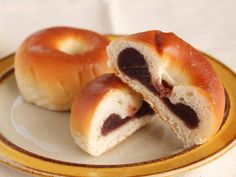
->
[70, 74, 155, 156]
[107, 30, 225, 147]
[15, 27, 112, 111]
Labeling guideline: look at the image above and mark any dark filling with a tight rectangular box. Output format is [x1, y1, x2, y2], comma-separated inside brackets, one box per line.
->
[135, 101, 155, 118]
[101, 114, 131, 136]
[118, 47, 200, 129]
[162, 98, 200, 128]
[101, 101, 154, 136]
[116, 47, 157, 93]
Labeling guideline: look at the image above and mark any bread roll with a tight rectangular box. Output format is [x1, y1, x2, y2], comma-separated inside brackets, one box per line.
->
[70, 74, 155, 156]
[15, 27, 112, 111]
[107, 30, 225, 147]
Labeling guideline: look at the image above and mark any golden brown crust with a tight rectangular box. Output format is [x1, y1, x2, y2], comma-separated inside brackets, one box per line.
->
[116, 30, 225, 131]
[15, 27, 113, 110]
[70, 73, 129, 137]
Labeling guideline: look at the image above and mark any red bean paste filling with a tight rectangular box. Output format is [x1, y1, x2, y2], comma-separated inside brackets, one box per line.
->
[101, 101, 154, 136]
[117, 47, 200, 129]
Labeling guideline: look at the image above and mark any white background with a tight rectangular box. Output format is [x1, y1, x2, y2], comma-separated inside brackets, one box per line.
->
[0, 0, 236, 176]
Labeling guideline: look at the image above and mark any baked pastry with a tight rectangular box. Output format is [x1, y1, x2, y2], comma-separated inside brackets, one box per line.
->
[70, 73, 155, 156]
[107, 30, 225, 147]
[15, 27, 112, 111]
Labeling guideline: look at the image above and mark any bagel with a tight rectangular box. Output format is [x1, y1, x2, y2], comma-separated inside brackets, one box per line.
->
[15, 27, 112, 111]
[107, 30, 225, 147]
[70, 74, 155, 156]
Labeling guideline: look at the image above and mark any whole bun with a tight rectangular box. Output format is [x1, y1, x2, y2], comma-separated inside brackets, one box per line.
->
[15, 27, 112, 111]
[107, 30, 225, 147]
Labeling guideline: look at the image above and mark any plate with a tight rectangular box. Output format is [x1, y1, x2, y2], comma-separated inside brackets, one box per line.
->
[0, 35, 235, 177]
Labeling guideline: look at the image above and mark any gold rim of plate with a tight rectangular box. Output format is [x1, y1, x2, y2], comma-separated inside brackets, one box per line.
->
[0, 35, 235, 177]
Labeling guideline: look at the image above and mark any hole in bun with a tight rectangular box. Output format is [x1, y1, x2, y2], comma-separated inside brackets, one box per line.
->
[118, 47, 200, 129]
[101, 101, 154, 136]
[58, 38, 92, 55]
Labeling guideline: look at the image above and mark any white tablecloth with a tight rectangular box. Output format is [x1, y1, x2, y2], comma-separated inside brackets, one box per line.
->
[0, 0, 235, 176]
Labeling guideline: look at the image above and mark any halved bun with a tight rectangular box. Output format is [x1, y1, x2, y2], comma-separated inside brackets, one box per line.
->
[107, 30, 225, 147]
[70, 74, 155, 156]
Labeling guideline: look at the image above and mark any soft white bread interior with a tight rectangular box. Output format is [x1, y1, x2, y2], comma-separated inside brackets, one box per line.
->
[70, 74, 155, 156]
[107, 31, 225, 147]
